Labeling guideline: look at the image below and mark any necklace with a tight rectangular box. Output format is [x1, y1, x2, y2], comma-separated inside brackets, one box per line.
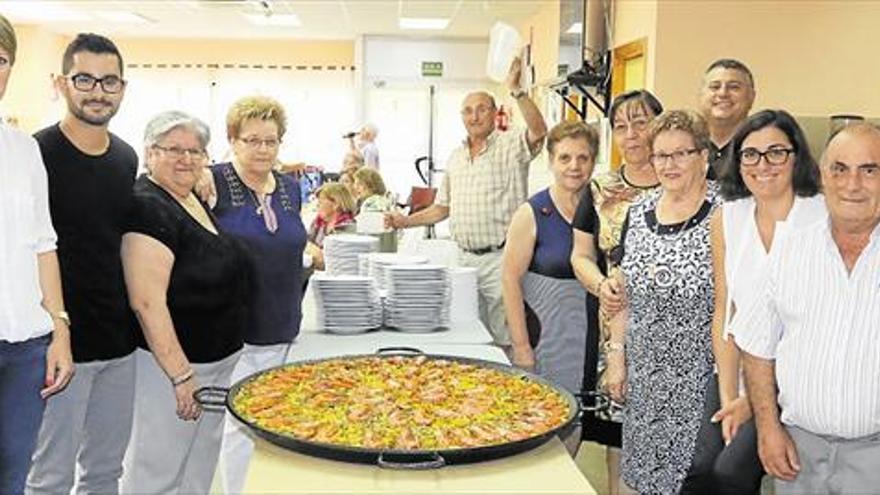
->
[647, 199, 704, 287]
[248, 187, 265, 216]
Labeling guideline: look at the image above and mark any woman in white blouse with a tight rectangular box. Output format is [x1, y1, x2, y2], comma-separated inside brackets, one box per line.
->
[706, 109, 824, 493]
[0, 15, 73, 494]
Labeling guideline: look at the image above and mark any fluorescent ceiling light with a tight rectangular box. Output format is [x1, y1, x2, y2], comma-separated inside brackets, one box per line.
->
[566, 22, 582, 34]
[93, 11, 153, 24]
[399, 17, 449, 30]
[243, 13, 302, 27]
[0, 1, 91, 22]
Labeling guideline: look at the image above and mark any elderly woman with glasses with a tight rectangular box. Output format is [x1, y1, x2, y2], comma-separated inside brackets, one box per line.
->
[604, 110, 722, 494]
[121, 111, 248, 494]
[203, 95, 308, 495]
[570, 89, 663, 495]
[702, 109, 824, 494]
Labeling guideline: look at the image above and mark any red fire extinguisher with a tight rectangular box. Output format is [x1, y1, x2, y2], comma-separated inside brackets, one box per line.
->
[495, 104, 509, 131]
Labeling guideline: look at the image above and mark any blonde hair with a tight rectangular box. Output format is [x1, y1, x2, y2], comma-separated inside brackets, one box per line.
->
[0, 14, 17, 66]
[353, 167, 386, 196]
[226, 95, 287, 140]
[648, 110, 711, 151]
[316, 182, 356, 215]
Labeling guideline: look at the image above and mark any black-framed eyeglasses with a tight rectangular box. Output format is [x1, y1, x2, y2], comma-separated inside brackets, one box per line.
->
[649, 148, 701, 167]
[68, 73, 126, 94]
[739, 147, 794, 167]
[152, 145, 208, 162]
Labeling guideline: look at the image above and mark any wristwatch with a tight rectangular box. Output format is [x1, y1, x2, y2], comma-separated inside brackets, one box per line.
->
[603, 341, 625, 353]
[53, 310, 71, 326]
[510, 89, 527, 100]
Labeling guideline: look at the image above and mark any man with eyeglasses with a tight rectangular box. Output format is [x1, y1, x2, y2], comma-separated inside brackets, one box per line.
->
[27, 33, 138, 495]
[734, 123, 880, 494]
[697, 58, 756, 179]
[386, 57, 547, 349]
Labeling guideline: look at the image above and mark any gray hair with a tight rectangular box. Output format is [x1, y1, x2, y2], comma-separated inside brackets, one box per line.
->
[143, 110, 210, 151]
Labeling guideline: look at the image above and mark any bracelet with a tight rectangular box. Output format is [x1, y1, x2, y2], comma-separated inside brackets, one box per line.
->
[170, 369, 194, 387]
[596, 277, 608, 295]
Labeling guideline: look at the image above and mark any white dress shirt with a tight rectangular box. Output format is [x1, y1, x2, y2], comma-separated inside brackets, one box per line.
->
[734, 215, 880, 439]
[0, 123, 57, 342]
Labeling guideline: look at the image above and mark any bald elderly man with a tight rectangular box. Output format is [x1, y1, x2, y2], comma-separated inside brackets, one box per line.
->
[735, 123, 880, 494]
[387, 57, 547, 348]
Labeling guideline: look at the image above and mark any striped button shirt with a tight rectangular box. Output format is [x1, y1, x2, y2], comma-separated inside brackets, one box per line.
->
[734, 216, 880, 439]
[436, 128, 538, 251]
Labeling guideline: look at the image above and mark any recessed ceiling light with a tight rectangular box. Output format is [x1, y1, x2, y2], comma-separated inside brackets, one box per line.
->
[93, 11, 153, 24]
[243, 13, 302, 27]
[399, 17, 449, 30]
[566, 22, 582, 34]
[0, 1, 91, 22]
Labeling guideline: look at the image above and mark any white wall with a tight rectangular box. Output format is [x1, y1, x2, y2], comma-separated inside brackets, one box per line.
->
[358, 36, 492, 199]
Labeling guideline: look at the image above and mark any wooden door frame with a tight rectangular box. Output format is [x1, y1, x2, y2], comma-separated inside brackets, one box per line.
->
[609, 38, 647, 168]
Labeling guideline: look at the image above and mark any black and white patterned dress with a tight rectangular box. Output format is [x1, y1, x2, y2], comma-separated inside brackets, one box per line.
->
[619, 184, 720, 494]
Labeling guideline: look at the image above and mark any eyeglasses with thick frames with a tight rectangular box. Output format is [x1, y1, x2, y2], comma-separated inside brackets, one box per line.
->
[238, 137, 280, 150]
[152, 145, 208, 162]
[650, 148, 701, 167]
[740, 147, 794, 167]
[68, 73, 126, 94]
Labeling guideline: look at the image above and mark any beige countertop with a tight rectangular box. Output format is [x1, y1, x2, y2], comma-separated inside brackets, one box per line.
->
[243, 436, 595, 494]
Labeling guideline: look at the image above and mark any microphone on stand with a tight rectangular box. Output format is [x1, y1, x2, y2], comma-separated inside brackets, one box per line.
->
[343, 132, 356, 139]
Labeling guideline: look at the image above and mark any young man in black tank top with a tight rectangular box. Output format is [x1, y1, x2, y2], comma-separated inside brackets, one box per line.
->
[27, 34, 138, 495]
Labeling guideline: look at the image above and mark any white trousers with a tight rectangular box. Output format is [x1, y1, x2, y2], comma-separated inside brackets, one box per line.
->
[217, 343, 292, 495]
[121, 348, 239, 495]
[458, 249, 509, 347]
[26, 353, 135, 495]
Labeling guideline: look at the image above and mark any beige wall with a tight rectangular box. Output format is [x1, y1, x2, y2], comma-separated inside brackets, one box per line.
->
[612, 0, 657, 92]
[651, 0, 880, 118]
[115, 37, 353, 67]
[0, 25, 355, 132]
[1, 24, 67, 132]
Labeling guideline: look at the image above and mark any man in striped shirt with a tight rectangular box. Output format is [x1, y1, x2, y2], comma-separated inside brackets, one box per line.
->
[735, 123, 880, 494]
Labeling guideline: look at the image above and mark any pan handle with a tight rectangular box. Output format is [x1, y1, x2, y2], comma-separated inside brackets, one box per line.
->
[376, 346, 424, 355]
[194, 386, 229, 412]
[576, 390, 611, 413]
[377, 452, 446, 470]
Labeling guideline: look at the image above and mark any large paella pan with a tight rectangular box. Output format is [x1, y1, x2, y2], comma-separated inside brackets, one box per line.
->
[196, 348, 596, 469]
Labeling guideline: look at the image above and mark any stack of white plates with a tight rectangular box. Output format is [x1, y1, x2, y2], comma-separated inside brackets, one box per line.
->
[312, 274, 383, 334]
[384, 265, 450, 332]
[362, 253, 429, 291]
[323, 234, 380, 275]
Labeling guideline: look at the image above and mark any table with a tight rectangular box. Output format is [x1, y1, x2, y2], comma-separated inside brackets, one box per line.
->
[287, 340, 509, 363]
[240, 269, 596, 494]
[244, 436, 595, 494]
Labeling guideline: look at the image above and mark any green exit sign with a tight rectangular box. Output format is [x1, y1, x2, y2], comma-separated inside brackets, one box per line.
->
[421, 61, 443, 77]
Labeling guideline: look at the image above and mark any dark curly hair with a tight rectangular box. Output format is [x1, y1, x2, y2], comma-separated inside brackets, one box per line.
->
[719, 109, 820, 200]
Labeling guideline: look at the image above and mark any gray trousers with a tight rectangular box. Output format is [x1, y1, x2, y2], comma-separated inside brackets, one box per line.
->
[458, 249, 509, 347]
[122, 348, 239, 495]
[26, 353, 135, 495]
[776, 425, 880, 495]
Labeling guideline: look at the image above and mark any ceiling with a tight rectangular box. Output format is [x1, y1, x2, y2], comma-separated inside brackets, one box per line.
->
[0, 0, 548, 40]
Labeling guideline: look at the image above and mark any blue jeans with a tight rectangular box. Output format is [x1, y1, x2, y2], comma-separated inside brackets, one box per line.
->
[0, 334, 49, 495]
